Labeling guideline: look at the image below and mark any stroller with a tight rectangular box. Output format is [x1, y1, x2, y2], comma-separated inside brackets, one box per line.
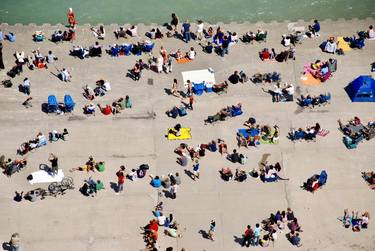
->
[302, 170, 328, 192]
[64, 95, 75, 112]
[47, 95, 58, 113]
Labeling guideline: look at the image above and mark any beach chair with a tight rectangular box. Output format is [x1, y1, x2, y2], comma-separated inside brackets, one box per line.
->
[192, 82, 205, 96]
[64, 94, 75, 112]
[47, 95, 58, 113]
[123, 44, 133, 56]
[143, 43, 155, 53]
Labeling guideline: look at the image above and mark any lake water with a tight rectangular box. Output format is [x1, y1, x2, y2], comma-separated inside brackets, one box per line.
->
[0, 0, 374, 25]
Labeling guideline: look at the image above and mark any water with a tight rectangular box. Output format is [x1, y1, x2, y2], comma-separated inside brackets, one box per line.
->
[0, 0, 374, 25]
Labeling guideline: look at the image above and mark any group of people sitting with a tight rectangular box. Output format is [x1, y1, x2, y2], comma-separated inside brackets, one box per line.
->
[70, 42, 102, 59]
[17, 132, 48, 155]
[204, 103, 243, 124]
[49, 128, 69, 142]
[263, 82, 294, 102]
[250, 160, 288, 183]
[238, 119, 280, 147]
[83, 95, 132, 116]
[241, 29, 267, 43]
[338, 117, 375, 148]
[251, 72, 281, 84]
[302, 170, 328, 192]
[0, 157, 27, 177]
[80, 177, 105, 197]
[289, 123, 322, 141]
[70, 156, 105, 173]
[108, 40, 154, 57]
[228, 70, 248, 84]
[341, 209, 370, 232]
[219, 167, 247, 182]
[51, 29, 75, 43]
[259, 48, 296, 62]
[303, 58, 337, 82]
[298, 93, 331, 108]
[281, 32, 304, 47]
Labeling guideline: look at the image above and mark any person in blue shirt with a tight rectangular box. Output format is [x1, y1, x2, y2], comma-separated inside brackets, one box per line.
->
[311, 20, 320, 36]
[6, 32, 16, 42]
[150, 175, 162, 188]
[182, 20, 191, 43]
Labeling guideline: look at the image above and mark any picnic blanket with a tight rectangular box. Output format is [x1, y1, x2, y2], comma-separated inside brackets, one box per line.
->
[176, 57, 191, 64]
[167, 128, 192, 140]
[301, 73, 321, 85]
[238, 128, 278, 144]
[182, 69, 216, 88]
[28, 169, 64, 185]
[337, 37, 352, 52]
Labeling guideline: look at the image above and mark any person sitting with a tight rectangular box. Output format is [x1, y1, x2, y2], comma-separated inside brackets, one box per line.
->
[89, 41, 102, 57]
[98, 104, 112, 115]
[288, 231, 302, 247]
[204, 26, 214, 39]
[83, 85, 95, 100]
[51, 30, 63, 42]
[260, 48, 271, 61]
[126, 25, 138, 37]
[235, 168, 247, 182]
[275, 48, 295, 62]
[111, 101, 122, 114]
[63, 29, 75, 41]
[94, 79, 111, 96]
[322, 37, 337, 54]
[166, 106, 180, 119]
[91, 25, 106, 39]
[6, 32, 16, 42]
[242, 31, 256, 43]
[220, 167, 233, 181]
[83, 103, 96, 115]
[129, 62, 141, 81]
[255, 29, 267, 41]
[227, 149, 240, 163]
[114, 27, 127, 39]
[228, 71, 241, 84]
[49, 129, 68, 142]
[202, 41, 213, 54]
[187, 47, 196, 60]
[229, 32, 238, 46]
[57, 68, 71, 82]
[362, 171, 375, 189]
[33, 31, 45, 42]
[150, 175, 162, 188]
[281, 34, 291, 47]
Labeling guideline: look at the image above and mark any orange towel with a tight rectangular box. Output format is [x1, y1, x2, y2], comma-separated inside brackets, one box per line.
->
[301, 73, 321, 85]
[176, 57, 191, 64]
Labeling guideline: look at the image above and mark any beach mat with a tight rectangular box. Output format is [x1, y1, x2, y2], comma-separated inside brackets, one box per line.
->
[176, 58, 191, 64]
[317, 129, 330, 137]
[29, 169, 64, 185]
[301, 73, 321, 85]
[167, 127, 192, 140]
[337, 37, 352, 52]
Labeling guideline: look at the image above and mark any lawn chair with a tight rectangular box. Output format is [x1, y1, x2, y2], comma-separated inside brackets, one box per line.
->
[47, 95, 58, 113]
[64, 94, 75, 112]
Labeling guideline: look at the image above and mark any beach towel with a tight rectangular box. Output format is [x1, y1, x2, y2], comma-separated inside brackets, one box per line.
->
[337, 37, 352, 52]
[317, 129, 330, 137]
[301, 73, 321, 85]
[167, 128, 192, 140]
[238, 128, 259, 138]
[182, 69, 216, 88]
[28, 169, 64, 185]
[176, 57, 191, 64]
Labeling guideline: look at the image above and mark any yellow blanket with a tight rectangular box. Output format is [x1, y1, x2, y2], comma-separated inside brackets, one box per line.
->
[167, 128, 192, 140]
[337, 37, 352, 52]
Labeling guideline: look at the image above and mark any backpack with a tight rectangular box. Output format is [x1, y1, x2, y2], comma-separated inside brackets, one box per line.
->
[2, 80, 13, 88]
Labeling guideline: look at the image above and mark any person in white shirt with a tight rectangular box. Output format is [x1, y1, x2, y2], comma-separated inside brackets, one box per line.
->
[196, 20, 204, 40]
[188, 47, 196, 60]
[127, 25, 138, 37]
[59, 68, 71, 82]
[368, 25, 375, 40]
[157, 213, 166, 226]
[284, 83, 295, 95]
[22, 78, 31, 95]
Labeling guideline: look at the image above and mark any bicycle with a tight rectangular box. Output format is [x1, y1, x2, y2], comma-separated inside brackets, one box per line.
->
[48, 177, 74, 197]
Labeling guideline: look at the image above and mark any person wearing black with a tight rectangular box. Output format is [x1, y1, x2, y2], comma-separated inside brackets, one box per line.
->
[228, 71, 240, 84]
[228, 149, 240, 163]
[49, 153, 58, 175]
[221, 36, 230, 57]
[242, 225, 254, 247]
[204, 42, 213, 54]
[0, 43, 4, 70]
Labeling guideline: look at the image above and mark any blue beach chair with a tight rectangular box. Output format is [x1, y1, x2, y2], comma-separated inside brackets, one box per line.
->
[64, 94, 75, 112]
[47, 95, 58, 113]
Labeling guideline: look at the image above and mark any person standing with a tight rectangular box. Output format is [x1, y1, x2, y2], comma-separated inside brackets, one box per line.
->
[182, 20, 191, 43]
[67, 8, 77, 28]
[242, 225, 254, 247]
[170, 183, 178, 199]
[221, 36, 230, 57]
[9, 232, 20, 251]
[188, 94, 194, 110]
[171, 13, 179, 33]
[196, 20, 204, 41]
[48, 153, 58, 175]
[192, 160, 200, 180]
[116, 165, 125, 194]
[208, 220, 216, 241]
[0, 42, 4, 70]
[253, 223, 261, 246]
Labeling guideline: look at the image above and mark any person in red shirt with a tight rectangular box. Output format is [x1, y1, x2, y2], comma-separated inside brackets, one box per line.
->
[116, 165, 125, 194]
[242, 225, 254, 247]
[99, 104, 112, 115]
